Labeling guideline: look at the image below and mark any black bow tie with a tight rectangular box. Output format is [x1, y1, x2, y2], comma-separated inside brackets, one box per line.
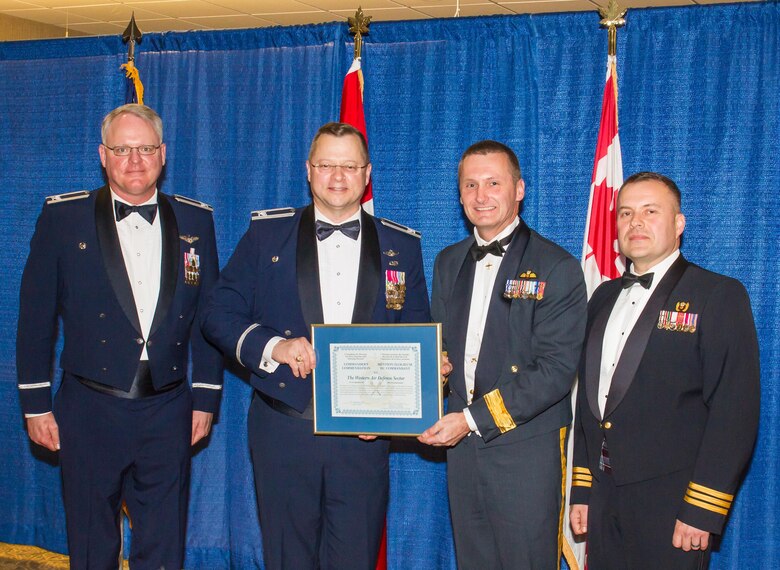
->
[470, 234, 513, 262]
[115, 201, 158, 224]
[621, 272, 654, 289]
[315, 219, 360, 241]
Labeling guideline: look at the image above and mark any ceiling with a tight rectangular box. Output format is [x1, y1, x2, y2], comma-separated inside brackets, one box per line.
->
[0, 0, 754, 38]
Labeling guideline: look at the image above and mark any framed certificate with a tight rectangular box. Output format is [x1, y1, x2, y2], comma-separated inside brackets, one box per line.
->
[311, 323, 443, 436]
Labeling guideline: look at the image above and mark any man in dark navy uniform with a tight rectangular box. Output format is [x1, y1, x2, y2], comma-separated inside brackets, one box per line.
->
[17, 104, 223, 569]
[570, 172, 760, 569]
[418, 141, 587, 568]
[201, 122, 430, 570]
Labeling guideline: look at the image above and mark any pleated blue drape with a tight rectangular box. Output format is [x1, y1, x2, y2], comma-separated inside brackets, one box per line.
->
[1, 2, 777, 567]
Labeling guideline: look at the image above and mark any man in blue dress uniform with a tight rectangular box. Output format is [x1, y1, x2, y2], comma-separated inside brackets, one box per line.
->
[17, 104, 223, 569]
[201, 122, 430, 570]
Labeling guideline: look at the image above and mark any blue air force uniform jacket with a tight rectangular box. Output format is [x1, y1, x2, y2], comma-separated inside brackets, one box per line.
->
[16, 186, 224, 415]
[431, 219, 587, 443]
[200, 204, 430, 412]
[571, 256, 760, 534]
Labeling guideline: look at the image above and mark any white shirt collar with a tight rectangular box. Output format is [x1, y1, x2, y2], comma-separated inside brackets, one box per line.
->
[314, 206, 361, 225]
[474, 217, 520, 247]
[111, 188, 158, 207]
[632, 249, 680, 282]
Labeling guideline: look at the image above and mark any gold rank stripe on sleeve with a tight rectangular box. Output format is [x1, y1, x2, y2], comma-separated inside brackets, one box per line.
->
[571, 467, 593, 488]
[683, 482, 734, 516]
[483, 389, 517, 433]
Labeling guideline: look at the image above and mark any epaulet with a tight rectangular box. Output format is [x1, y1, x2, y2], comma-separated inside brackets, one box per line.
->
[252, 207, 296, 221]
[174, 194, 214, 211]
[380, 217, 421, 239]
[45, 190, 89, 204]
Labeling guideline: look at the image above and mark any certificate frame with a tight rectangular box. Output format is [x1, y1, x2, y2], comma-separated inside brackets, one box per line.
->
[311, 323, 443, 436]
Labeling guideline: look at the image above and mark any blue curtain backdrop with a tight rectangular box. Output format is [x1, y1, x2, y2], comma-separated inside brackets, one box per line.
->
[1, 2, 778, 567]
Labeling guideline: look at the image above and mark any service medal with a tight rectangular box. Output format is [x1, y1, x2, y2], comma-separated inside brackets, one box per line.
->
[385, 270, 406, 310]
[184, 247, 200, 286]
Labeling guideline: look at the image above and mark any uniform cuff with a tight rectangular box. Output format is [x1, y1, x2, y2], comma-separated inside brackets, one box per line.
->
[260, 337, 284, 373]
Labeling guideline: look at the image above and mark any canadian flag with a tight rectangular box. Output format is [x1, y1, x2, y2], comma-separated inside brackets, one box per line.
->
[339, 57, 374, 215]
[339, 55, 386, 569]
[563, 55, 625, 570]
[581, 55, 625, 295]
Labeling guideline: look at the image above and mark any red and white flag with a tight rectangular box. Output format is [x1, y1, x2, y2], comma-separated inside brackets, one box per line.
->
[339, 57, 374, 215]
[581, 55, 625, 295]
[563, 55, 625, 570]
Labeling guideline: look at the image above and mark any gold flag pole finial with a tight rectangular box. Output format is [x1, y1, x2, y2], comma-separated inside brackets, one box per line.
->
[598, 0, 627, 57]
[348, 7, 371, 60]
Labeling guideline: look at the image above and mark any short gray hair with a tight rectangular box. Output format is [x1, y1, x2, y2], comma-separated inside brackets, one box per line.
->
[101, 104, 163, 145]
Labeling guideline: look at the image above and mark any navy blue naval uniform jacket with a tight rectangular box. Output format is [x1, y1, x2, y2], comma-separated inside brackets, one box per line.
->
[17, 185, 224, 415]
[571, 255, 760, 534]
[431, 219, 587, 443]
[201, 204, 430, 412]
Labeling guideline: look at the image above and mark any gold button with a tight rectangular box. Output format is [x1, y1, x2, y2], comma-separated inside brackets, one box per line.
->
[511, 365, 519, 373]
[603, 421, 612, 430]
[469, 389, 474, 395]
[272, 256, 279, 263]
[470, 357, 477, 363]
[136, 338, 144, 345]
[78, 242, 86, 250]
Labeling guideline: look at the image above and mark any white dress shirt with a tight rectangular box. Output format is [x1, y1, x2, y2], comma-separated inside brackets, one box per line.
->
[260, 207, 362, 371]
[113, 189, 162, 361]
[462, 218, 520, 433]
[597, 249, 680, 418]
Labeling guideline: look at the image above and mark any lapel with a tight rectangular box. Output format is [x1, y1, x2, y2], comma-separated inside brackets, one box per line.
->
[474, 221, 531, 397]
[148, 193, 179, 337]
[95, 186, 142, 334]
[351, 210, 380, 324]
[447, 243, 477, 402]
[296, 204, 324, 328]
[585, 285, 620, 421]
[603, 255, 689, 417]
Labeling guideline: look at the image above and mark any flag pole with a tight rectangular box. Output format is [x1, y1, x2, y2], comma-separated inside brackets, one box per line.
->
[564, 5, 627, 570]
[121, 14, 144, 105]
[341, 7, 375, 214]
[348, 7, 371, 60]
[599, 0, 627, 58]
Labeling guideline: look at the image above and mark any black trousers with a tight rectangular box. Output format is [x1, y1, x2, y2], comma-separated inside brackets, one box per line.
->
[248, 392, 389, 570]
[447, 428, 566, 570]
[55, 373, 191, 570]
[588, 468, 712, 570]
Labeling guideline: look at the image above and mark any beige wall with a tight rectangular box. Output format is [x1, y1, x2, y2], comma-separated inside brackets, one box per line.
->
[0, 12, 85, 41]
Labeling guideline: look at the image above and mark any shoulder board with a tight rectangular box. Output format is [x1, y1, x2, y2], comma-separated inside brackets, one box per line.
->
[252, 207, 296, 221]
[45, 190, 89, 205]
[380, 218, 421, 239]
[174, 194, 214, 211]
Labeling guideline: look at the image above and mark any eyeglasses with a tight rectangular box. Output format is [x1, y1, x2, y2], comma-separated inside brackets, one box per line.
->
[103, 144, 161, 157]
[310, 163, 368, 175]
